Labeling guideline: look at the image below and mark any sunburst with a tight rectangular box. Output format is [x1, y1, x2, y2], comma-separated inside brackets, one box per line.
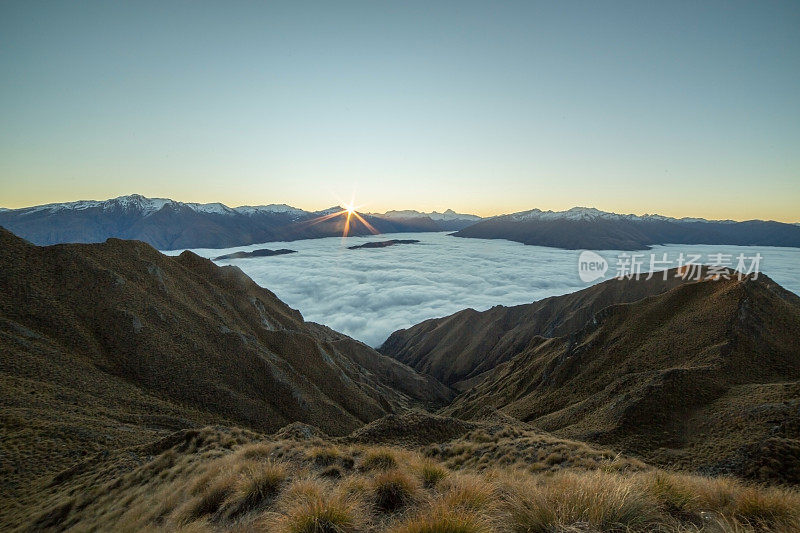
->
[301, 195, 379, 239]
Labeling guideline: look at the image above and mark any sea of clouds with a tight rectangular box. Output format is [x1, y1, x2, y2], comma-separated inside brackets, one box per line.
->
[170, 233, 800, 347]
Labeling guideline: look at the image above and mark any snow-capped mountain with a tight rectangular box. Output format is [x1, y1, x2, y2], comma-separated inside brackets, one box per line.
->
[20, 194, 174, 215]
[378, 208, 480, 220]
[236, 204, 308, 217]
[453, 206, 800, 250]
[376, 209, 483, 230]
[13, 194, 309, 219]
[0, 195, 479, 249]
[509, 206, 737, 224]
[427, 209, 482, 222]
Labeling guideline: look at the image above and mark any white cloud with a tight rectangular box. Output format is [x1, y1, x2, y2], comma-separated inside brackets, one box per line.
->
[170, 234, 800, 347]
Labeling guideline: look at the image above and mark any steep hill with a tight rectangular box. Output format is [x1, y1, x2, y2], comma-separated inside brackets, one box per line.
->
[380, 272, 697, 389]
[443, 274, 800, 476]
[451, 206, 800, 250]
[0, 227, 452, 506]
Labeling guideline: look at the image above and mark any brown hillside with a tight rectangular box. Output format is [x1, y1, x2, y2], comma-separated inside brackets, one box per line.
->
[0, 227, 451, 516]
[444, 274, 800, 479]
[381, 272, 696, 388]
[20, 424, 800, 532]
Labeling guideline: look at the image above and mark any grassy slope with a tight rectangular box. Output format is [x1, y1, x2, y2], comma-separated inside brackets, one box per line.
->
[19, 423, 800, 533]
[444, 276, 800, 478]
[380, 272, 698, 388]
[0, 228, 453, 525]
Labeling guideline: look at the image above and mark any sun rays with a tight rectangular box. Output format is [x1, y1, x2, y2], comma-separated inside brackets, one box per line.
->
[338, 205, 379, 239]
[301, 194, 380, 240]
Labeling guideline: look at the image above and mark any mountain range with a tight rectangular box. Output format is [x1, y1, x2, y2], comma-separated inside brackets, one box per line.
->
[3, 197, 799, 252]
[452, 206, 800, 249]
[0, 195, 482, 249]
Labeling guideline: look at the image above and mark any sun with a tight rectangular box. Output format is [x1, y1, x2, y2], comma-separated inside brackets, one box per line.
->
[300, 194, 380, 239]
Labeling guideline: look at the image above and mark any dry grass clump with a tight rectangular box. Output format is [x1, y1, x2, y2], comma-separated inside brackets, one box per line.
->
[235, 442, 275, 460]
[636, 471, 800, 529]
[360, 447, 399, 471]
[439, 473, 500, 514]
[371, 469, 422, 513]
[390, 502, 495, 533]
[507, 470, 661, 532]
[307, 445, 346, 466]
[732, 485, 799, 528]
[180, 470, 239, 520]
[269, 479, 366, 533]
[418, 459, 449, 488]
[223, 460, 287, 518]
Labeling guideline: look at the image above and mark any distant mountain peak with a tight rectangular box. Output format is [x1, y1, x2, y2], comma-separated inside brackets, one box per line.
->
[237, 203, 307, 216]
[508, 206, 742, 224]
[428, 209, 482, 221]
[379, 209, 482, 221]
[453, 206, 800, 250]
[0, 194, 485, 248]
[315, 206, 346, 215]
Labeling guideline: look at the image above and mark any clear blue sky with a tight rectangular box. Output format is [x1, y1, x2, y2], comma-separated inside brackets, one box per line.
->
[1, 1, 798, 221]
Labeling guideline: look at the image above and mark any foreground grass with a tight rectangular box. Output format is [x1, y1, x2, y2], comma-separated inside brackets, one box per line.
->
[28, 428, 800, 532]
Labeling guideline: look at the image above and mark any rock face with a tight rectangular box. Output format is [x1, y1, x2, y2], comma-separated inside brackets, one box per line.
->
[439, 273, 800, 474]
[451, 206, 800, 250]
[0, 227, 453, 499]
[0, 194, 483, 249]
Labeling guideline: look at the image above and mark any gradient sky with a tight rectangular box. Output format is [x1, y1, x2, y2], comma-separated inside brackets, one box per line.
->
[1, 1, 799, 221]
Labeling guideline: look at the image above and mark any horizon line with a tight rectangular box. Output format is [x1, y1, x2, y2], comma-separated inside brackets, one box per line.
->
[1, 193, 799, 225]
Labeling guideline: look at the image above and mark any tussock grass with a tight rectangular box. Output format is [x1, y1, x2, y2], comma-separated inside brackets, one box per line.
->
[223, 460, 286, 518]
[440, 474, 499, 514]
[425, 427, 646, 474]
[635, 470, 800, 528]
[181, 472, 237, 520]
[27, 427, 800, 532]
[274, 489, 364, 533]
[390, 502, 495, 533]
[307, 446, 345, 466]
[507, 470, 661, 532]
[733, 485, 799, 527]
[235, 442, 274, 460]
[371, 469, 421, 513]
[418, 459, 449, 488]
[360, 447, 398, 471]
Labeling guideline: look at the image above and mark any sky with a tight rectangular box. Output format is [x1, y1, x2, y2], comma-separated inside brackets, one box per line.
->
[1, 1, 799, 221]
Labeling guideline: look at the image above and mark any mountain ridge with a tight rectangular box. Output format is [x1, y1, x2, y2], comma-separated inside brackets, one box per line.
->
[0, 194, 483, 249]
[0, 226, 453, 507]
[437, 273, 800, 476]
[452, 206, 800, 250]
[379, 271, 701, 389]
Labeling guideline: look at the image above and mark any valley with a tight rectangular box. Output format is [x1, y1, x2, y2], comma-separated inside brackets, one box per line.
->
[1, 227, 799, 531]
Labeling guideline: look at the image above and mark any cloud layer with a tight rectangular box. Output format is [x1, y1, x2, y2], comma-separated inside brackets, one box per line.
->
[174, 233, 800, 347]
